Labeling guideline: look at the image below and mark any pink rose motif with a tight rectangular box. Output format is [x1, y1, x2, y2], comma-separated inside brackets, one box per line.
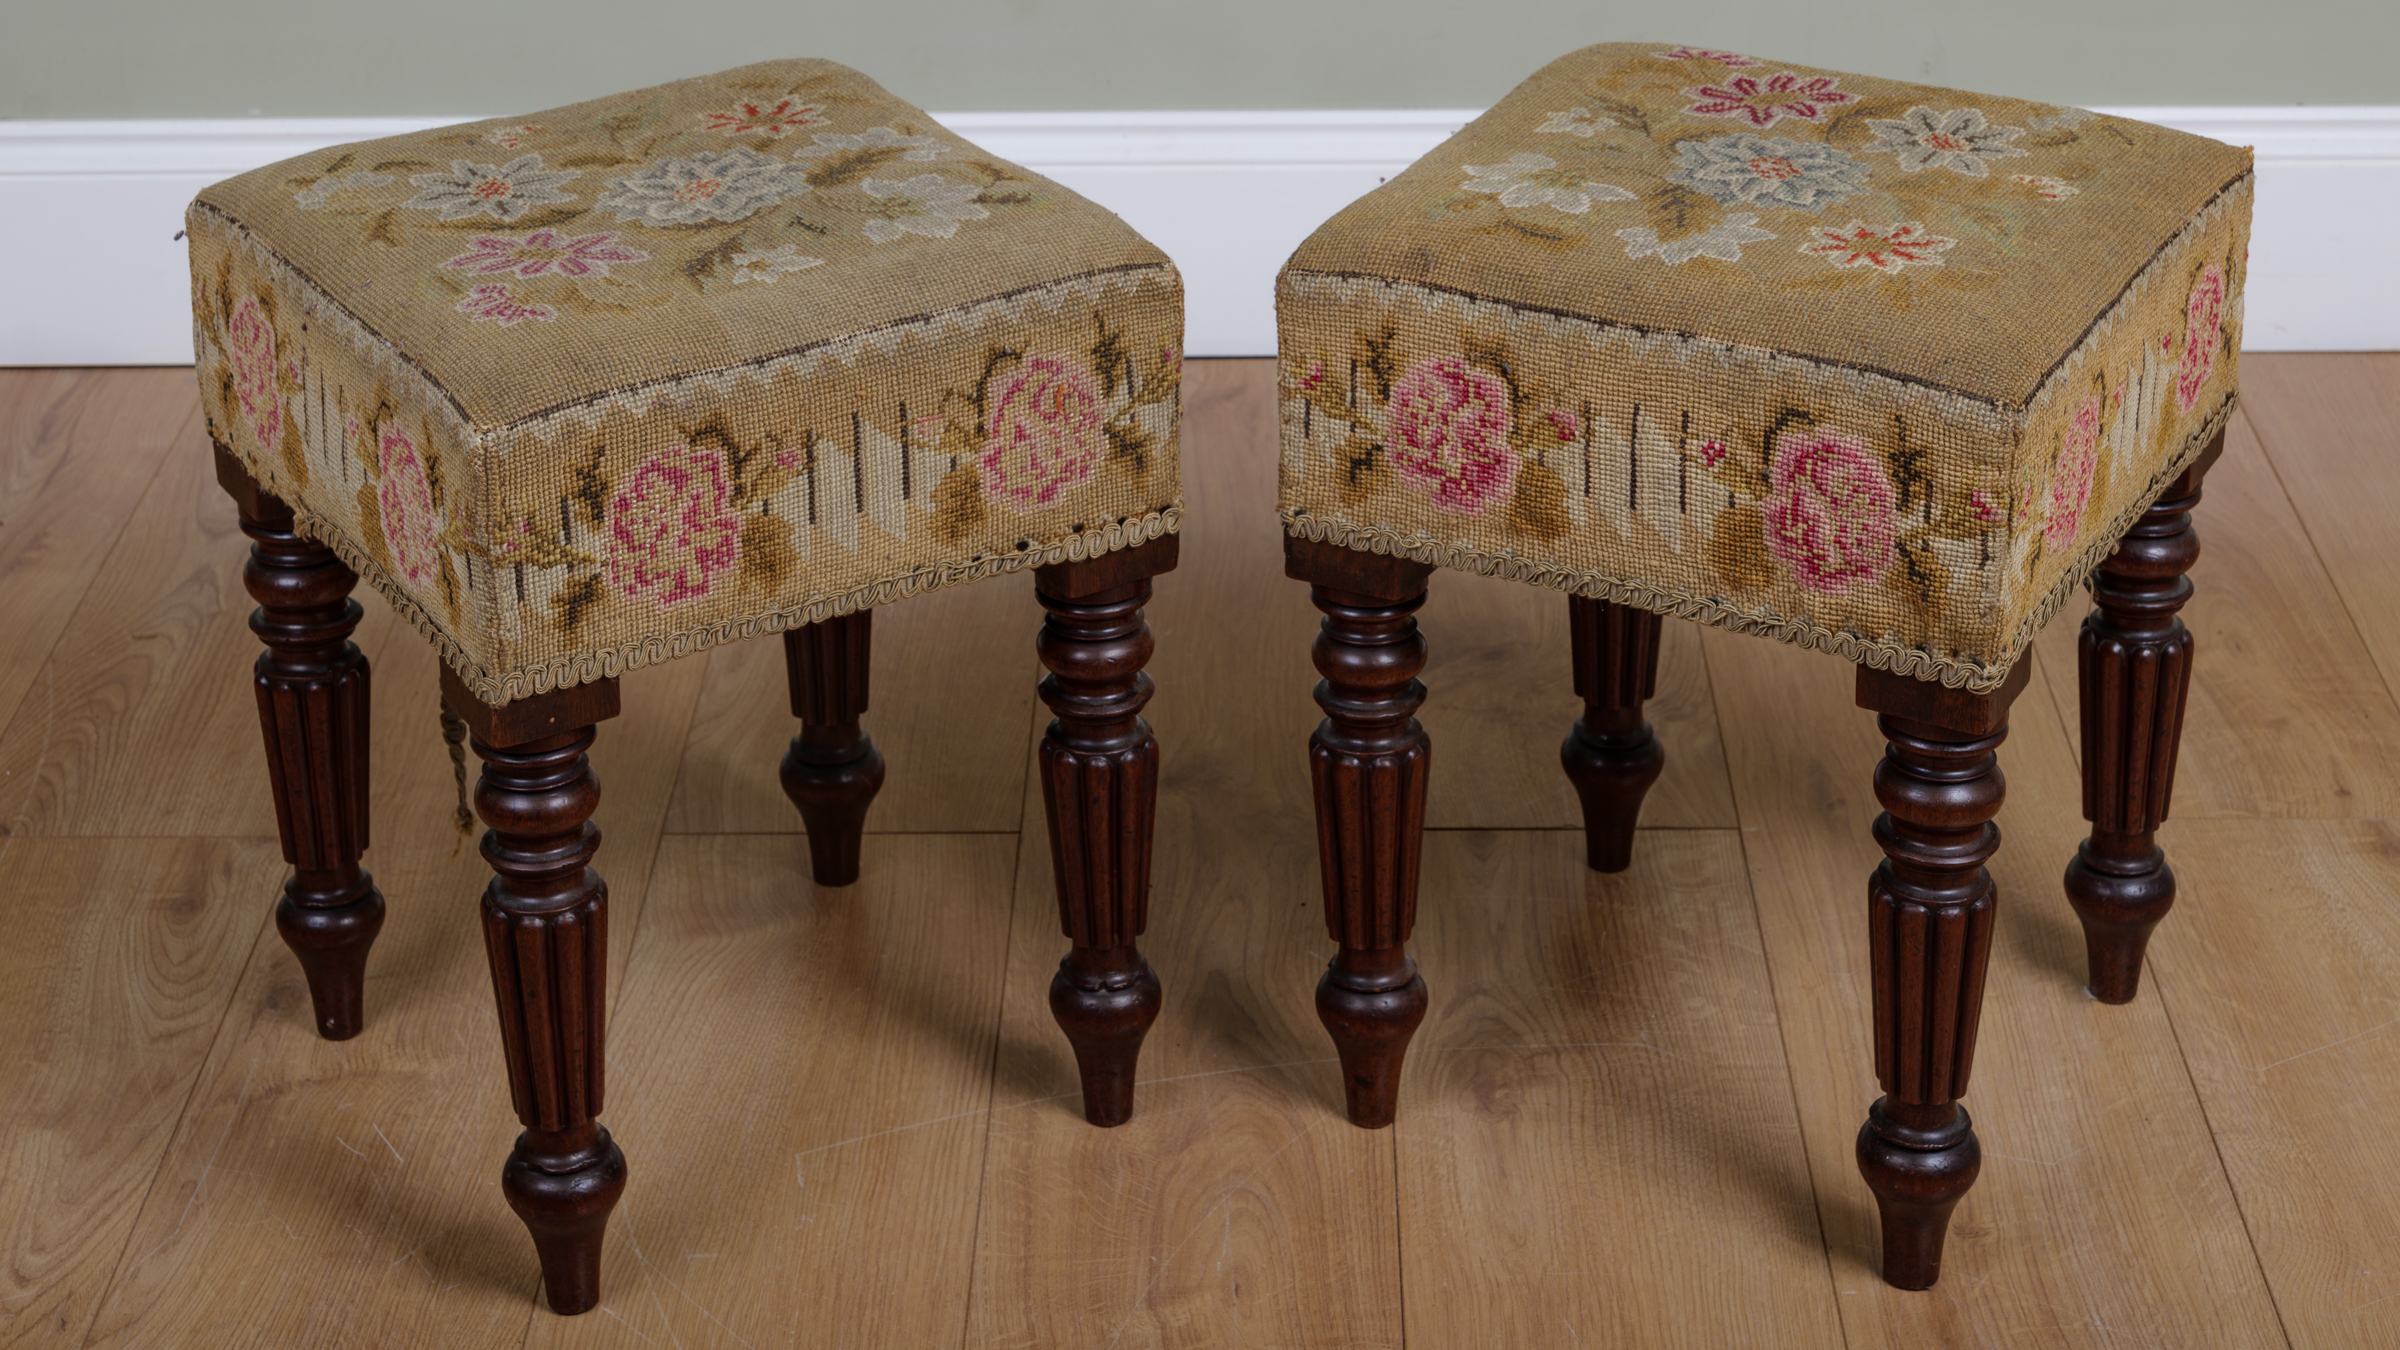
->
[701, 98, 827, 137]
[1697, 439, 1730, 468]
[1970, 489, 2001, 524]
[442, 230, 649, 279]
[1299, 361, 1326, 393]
[2046, 394, 2103, 549]
[2174, 263, 2227, 413]
[1684, 73, 1856, 129]
[1762, 425, 1899, 594]
[225, 297, 284, 449]
[980, 354, 1105, 508]
[607, 441, 742, 609]
[1384, 356, 1515, 516]
[454, 283, 557, 327]
[1544, 409, 1581, 443]
[375, 425, 442, 587]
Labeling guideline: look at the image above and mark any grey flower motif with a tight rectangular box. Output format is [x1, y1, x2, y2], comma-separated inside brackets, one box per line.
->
[727, 243, 825, 284]
[794, 126, 948, 163]
[1460, 153, 1636, 214]
[294, 169, 394, 211]
[1667, 135, 1868, 211]
[1861, 106, 2030, 177]
[595, 147, 813, 226]
[859, 175, 990, 242]
[1616, 213, 1775, 265]
[401, 154, 579, 222]
[1535, 107, 1616, 138]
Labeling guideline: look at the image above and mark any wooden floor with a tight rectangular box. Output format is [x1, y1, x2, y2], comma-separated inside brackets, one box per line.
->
[1, 357, 2396, 1348]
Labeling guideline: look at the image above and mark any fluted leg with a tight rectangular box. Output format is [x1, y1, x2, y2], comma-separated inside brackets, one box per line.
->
[1560, 596, 1666, 873]
[780, 611, 884, 887]
[1852, 662, 2028, 1290]
[442, 669, 627, 1317]
[1035, 536, 1179, 1127]
[217, 445, 382, 1041]
[1286, 537, 1434, 1130]
[2068, 451, 2213, 1004]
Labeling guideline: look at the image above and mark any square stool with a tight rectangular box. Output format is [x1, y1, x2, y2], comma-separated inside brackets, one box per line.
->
[189, 59, 1185, 1313]
[1274, 43, 2250, 1288]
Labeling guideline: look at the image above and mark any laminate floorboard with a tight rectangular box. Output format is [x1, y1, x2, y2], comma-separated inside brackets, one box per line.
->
[4, 358, 2393, 1349]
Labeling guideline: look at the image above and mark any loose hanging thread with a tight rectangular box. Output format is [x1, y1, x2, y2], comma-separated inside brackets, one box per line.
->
[439, 701, 475, 840]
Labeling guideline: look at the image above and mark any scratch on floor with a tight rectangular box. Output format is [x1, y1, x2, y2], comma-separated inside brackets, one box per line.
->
[332, 1135, 365, 1159]
[792, 1106, 990, 1160]
[136, 1054, 261, 1267]
[370, 1123, 403, 1164]
[599, 1304, 659, 1345]
[2244, 1016, 2398, 1073]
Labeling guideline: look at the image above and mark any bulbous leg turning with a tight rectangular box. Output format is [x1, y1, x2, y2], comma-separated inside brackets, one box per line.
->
[780, 611, 884, 888]
[1559, 595, 1666, 873]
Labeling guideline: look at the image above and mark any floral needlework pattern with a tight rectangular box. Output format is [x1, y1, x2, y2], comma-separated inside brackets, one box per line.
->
[596, 147, 813, 226]
[1800, 221, 1956, 273]
[1763, 426, 1899, 595]
[2012, 174, 2080, 200]
[701, 97, 828, 137]
[2045, 394, 2103, 549]
[295, 170, 393, 211]
[1861, 107, 2030, 177]
[2175, 263, 2228, 413]
[608, 440, 743, 609]
[1537, 108, 1616, 138]
[1385, 357, 1516, 515]
[455, 284, 557, 327]
[1461, 154, 1636, 214]
[1656, 47, 1757, 66]
[376, 425, 443, 588]
[441, 231, 649, 279]
[1618, 214, 1774, 265]
[1682, 73, 1856, 129]
[224, 297, 283, 450]
[403, 155, 580, 222]
[1668, 135, 1868, 210]
[861, 175, 990, 241]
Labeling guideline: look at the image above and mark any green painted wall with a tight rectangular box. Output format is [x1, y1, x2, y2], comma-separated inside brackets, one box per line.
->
[5, 0, 2390, 118]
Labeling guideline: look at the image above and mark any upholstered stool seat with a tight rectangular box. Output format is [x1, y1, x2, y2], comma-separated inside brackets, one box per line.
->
[1274, 42, 2249, 1289]
[193, 60, 1183, 1314]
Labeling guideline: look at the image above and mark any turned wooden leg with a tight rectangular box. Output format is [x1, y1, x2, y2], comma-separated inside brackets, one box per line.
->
[1851, 662, 2029, 1290]
[2068, 447, 2216, 1004]
[217, 446, 382, 1041]
[1286, 537, 1434, 1130]
[1560, 596, 1666, 873]
[1035, 536, 1180, 1127]
[440, 668, 627, 1317]
[780, 610, 885, 887]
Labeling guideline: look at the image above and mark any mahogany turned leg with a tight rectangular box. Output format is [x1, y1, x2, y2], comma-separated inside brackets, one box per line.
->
[1286, 537, 1435, 1130]
[780, 611, 885, 887]
[440, 668, 628, 1317]
[1852, 662, 2030, 1290]
[1559, 596, 1667, 873]
[1034, 535, 1180, 1127]
[217, 446, 382, 1041]
[2067, 449, 2215, 1004]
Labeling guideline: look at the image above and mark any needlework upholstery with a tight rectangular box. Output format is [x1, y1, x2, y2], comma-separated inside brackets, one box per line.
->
[191, 59, 1183, 704]
[1276, 42, 2249, 690]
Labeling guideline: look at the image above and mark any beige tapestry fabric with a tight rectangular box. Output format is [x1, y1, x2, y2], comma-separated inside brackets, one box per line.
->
[1277, 43, 2251, 691]
[189, 60, 1183, 706]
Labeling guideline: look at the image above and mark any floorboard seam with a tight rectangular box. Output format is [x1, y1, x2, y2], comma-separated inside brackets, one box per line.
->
[2235, 404, 2400, 723]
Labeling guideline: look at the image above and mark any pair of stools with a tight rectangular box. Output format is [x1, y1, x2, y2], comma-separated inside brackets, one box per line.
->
[189, 45, 2250, 1311]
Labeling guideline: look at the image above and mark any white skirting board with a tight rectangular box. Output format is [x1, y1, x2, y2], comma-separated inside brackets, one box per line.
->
[1, 107, 2393, 365]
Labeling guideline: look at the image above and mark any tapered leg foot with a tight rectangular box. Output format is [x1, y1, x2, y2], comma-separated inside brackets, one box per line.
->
[1035, 538, 1179, 1126]
[1317, 946, 1428, 1129]
[2067, 458, 2209, 1005]
[504, 1125, 629, 1316]
[274, 876, 384, 1040]
[1559, 596, 1666, 873]
[1049, 945, 1162, 1127]
[221, 445, 382, 1040]
[781, 613, 884, 888]
[1857, 1098, 1981, 1291]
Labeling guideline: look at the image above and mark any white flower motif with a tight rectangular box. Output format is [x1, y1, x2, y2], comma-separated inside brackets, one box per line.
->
[1861, 107, 2030, 177]
[794, 126, 947, 163]
[1460, 153, 1636, 214]
[860, 175, 989, 242]
[294, 169, 394, 210]
[1615, 213, 1775, 265]
[727, 243, 825, 284]
[487, 124, 540, 149]
[1535, 108, 1616, 138]
[2027, 107, 2095, 132]
[401, 154, 579, 222]
[595, 147, 813, 226]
